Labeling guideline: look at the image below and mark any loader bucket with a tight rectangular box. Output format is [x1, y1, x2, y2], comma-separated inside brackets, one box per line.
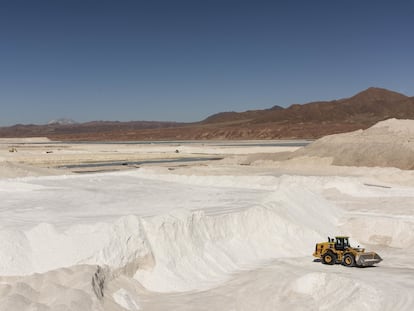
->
[356, 252, 382, 267]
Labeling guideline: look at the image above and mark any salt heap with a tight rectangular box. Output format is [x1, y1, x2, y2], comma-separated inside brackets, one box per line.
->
[292, 119, 414, 169]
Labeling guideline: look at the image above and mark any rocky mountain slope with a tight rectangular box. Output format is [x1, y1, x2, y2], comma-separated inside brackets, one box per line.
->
[1, 87, 413, 140]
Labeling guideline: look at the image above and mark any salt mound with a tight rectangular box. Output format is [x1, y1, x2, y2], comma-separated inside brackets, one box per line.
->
[135, 186, 338, 292]
[289, 272, 381, 311]
[292, 118, 414, 169]
[0, 216, 152, 276]
[342, 215, 414, 248]
[370, 118, 414, 135]
[0, 179, 339, 293]
[0, 265, 106, 311]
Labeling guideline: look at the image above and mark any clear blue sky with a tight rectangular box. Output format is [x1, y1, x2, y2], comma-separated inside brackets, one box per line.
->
[1, 0, 413, 126]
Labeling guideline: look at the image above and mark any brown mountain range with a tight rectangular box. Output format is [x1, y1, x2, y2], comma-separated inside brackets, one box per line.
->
[1, 87, 413, 140]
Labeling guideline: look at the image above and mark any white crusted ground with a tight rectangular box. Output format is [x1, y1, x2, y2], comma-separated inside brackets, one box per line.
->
[0, 120, 413, 311]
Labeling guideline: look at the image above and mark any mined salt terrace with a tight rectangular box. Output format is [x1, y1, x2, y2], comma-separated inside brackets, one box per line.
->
[0, 120, 414, 311]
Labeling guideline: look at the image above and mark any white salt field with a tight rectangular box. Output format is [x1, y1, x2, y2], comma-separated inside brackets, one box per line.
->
[0, 119, 414, 311]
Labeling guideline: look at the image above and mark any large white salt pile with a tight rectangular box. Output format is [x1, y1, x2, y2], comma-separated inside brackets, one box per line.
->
[291, 119, 414, 169]
[251, 119, 414, 170]
[289, 119, 414, 170]
[0, 172, 339, 289]
[0, 265, 106, 311]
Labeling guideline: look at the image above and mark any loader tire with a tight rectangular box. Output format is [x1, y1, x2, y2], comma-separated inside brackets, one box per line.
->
[322, 252, 336, 265]
[342, 254, 355, 267]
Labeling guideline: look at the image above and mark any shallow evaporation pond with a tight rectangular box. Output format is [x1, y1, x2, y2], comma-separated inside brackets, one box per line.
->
[58, 157, 223, 169]
[214, 142, 311, 147]
[24, 139, 312, 147]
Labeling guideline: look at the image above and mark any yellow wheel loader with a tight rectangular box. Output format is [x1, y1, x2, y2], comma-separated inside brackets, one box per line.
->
[313, 236, 382, 267]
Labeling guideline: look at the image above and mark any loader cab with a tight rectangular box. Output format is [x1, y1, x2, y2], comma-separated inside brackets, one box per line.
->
[334, 236, 350, 251]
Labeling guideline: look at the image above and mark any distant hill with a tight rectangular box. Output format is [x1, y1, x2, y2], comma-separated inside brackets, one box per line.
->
[0, 121, 185, 140]
[267, 105, 284, 111]
[201, 87, 413, 125]
[1, 87, 413, 140]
